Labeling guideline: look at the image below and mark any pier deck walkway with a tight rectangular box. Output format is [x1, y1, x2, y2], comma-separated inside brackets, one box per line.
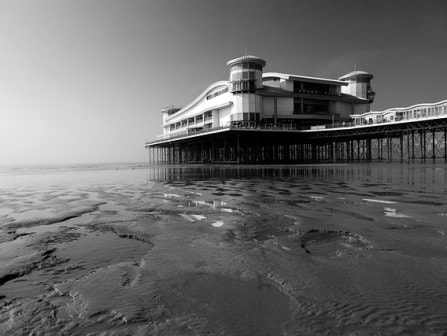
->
[145, 115, 447, 164]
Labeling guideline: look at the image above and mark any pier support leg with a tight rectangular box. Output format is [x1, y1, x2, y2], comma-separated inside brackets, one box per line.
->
[400, 134, 404, 162]
[432, 129, 436, 161]
[412, 131, 415, 161]
[379, 138, 383, 161]
[366, 139, 371, 162]
[419, 130, 425, 161]
[358, 140, 361, 161]
[237, 135, 240, 164]
[445, 127, 447, 163]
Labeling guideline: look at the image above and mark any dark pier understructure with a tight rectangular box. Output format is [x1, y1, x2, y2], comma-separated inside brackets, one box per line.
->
[145, 116, 447, 164]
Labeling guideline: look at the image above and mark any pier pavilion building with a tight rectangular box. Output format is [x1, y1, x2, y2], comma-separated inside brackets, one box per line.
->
[159, 55, 375, 140]
[146, 55, 447, 165]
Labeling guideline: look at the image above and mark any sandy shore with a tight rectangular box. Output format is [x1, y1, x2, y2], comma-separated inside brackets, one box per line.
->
[1, 164, 447, 335]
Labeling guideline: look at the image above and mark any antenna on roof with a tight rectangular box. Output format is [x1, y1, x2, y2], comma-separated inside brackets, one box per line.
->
[244, 47, 247, 57]
[354, 63, 357, 73]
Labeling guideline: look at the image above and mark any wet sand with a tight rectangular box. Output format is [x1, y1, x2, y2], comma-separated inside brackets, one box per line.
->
[1, 163, 447, 335]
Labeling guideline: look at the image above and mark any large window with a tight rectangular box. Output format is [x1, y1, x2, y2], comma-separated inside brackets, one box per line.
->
[231, 80, 256, 92]
[293, 98, 302, 114]
[302, 99, 330, 115]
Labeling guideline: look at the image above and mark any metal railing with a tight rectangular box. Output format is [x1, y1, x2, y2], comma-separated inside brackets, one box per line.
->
[146, 110, 447, 145]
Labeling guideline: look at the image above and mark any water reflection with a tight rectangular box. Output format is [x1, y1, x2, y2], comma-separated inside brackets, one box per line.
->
[146, 163, 447, 194]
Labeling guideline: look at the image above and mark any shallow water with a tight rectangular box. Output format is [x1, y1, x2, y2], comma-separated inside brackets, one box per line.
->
[0, 162, 446, 335]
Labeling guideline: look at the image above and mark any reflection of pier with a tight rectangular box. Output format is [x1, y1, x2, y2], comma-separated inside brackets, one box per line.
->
[145, 116, 447, 164]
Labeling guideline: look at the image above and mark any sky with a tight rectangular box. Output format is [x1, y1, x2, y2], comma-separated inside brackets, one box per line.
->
[0, 0, 446, 165]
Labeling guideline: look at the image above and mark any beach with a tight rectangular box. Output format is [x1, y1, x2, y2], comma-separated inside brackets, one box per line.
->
[1, 163, 447, 335]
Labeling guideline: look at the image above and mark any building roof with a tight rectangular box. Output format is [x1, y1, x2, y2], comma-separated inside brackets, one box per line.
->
[161, 106, 182, 115]
[263, 72, 347, 86]
[226, 55, 266, 68]
[339, 70, 373, 81]
[164, 81, 230, 122]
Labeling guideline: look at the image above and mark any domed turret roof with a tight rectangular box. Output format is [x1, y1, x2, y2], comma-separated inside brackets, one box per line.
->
[226, 55, 266, 68]
[339, 70, 373, 81]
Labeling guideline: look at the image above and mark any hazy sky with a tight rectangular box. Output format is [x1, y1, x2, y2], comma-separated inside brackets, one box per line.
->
[1, 0, 446, 165]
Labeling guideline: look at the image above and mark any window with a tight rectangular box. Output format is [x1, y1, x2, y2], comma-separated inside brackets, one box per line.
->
[242, 62, 262, 70]
[302, 99, 330, 114]
[293, 98, 302, 114]
[293, 81, 303, 93]
[249, 113, 256, 121]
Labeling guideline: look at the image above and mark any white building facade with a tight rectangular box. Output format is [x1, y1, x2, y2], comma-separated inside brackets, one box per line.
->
[351, 100, 447, 125]
[160, 56, 375, 139]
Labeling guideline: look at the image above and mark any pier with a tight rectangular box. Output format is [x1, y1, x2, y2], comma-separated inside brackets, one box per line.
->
[145, 115, 447, 164]
[146, 55, 447, 165]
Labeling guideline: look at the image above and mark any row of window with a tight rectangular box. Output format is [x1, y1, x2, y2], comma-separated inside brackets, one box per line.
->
[293, 81, 339, 96]
[169, 114, 207, 131]
[294, 89, 341, 96]
[403, 105, 447, 118]
[355, 104, 447, 125]
[231, 71, 257, 81]
[230, 62, 263, 71]
[168, 97, 333, 131]
[230, 81, 256, 92]
[206, 87, 229, 100]
[294, 81, 330, 92]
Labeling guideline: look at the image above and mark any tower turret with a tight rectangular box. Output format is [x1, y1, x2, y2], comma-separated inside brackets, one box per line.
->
[226, 55, 266, 93]
[339, 70, 375, 103]
[226, 55, 265, 125]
